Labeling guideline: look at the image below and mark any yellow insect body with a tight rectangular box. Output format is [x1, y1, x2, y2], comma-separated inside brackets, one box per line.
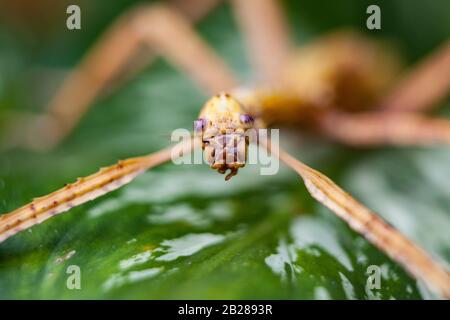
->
[197, 93, 254, 180]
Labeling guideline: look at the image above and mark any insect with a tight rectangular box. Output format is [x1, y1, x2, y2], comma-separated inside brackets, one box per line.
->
[1, 0, 450, 298]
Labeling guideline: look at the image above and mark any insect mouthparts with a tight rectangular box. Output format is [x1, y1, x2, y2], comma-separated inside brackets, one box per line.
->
[225, 168, 239, 181]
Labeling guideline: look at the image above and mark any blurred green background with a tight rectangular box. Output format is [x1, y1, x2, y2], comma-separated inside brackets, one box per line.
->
[0, 0, 449, 299]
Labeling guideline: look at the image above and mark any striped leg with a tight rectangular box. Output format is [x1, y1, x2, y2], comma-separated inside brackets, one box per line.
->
[261, 140, 450, 299]
[0, 138, 194, 243]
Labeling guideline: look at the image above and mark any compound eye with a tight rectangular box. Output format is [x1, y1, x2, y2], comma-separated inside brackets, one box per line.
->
[240, 114, 254, 125]
[194, 118, 205, 133]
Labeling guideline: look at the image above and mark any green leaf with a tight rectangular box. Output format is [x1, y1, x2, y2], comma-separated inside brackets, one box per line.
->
[0, 0, 449, 299]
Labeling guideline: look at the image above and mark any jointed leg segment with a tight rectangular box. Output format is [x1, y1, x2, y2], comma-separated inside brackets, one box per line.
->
[315, 39, 450, 148]
[261, 140, 450, 299]
[231, 0, 292, 83]
[380, 40, 450, 112]
[2, 0, 450, 300]
[12, 2, 236, 150]
[0, 138, 194, 243]
[318, 110, 450, 147]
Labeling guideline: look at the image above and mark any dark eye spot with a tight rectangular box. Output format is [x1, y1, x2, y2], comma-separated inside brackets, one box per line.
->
[194, 119, 205, 132]
[240, 114, 254, 124]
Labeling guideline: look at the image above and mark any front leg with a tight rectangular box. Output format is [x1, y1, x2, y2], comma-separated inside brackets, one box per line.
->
[0, 138, 194, 243]
[261, 140, 450, 299]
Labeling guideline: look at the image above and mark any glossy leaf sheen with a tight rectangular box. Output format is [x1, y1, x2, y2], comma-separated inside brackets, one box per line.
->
[0, 0, 449, 299]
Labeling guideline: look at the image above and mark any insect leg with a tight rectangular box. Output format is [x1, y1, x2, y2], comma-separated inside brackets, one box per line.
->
[261, 140, 450, 298]
[380, 40, 450, 112]
[169, 0, 223, 21]
[0, 138, 194, 244]
[317, 110, 450, 147]
[7, 2, 236, 150]
[230, 0, 292, 83]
